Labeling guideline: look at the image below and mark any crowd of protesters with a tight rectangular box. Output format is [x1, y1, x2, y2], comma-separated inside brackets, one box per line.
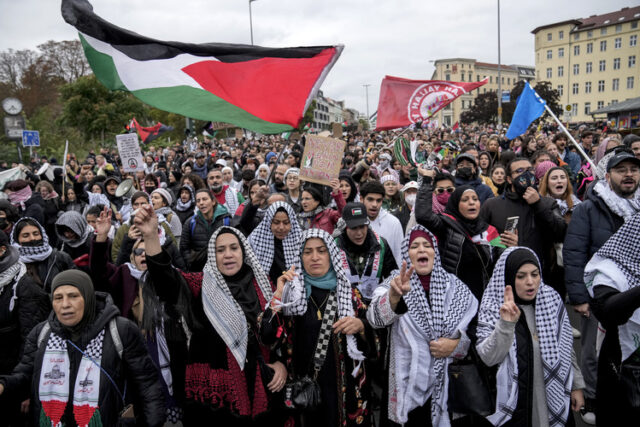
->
[0, 122, 638, 426]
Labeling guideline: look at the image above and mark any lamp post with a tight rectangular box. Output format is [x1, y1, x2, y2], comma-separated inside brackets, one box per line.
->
[497, 0, 502, 127]
[249, 0, 257, 45]
[363, 84, 371, 124]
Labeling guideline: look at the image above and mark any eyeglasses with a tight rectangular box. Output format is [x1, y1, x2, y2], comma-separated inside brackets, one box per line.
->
[434, 186, 455, 194]
[133, 248, 145, 256]
[286, 176, 299, 181]
[511, 167, 534, 176]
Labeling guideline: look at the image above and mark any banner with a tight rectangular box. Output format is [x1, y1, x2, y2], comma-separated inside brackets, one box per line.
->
[375, 76, 487, 130]
[299, 136, 346, 186]
[116, 133, 144, 172]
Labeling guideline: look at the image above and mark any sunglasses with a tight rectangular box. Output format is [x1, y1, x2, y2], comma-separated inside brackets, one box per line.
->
[434, 186, 455, 194]
[133, 248, 145, 256]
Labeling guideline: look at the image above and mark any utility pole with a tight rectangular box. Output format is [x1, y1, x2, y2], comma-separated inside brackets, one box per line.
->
[249, 0, 256, 45]
[497, 0, 502, 127]
[363, 84, 371, 123]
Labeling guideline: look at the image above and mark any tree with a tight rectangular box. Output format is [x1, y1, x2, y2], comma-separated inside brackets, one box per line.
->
[460, 91, 501, 125]
[297, 100, 316, 132]
[37, 40, 90, 83]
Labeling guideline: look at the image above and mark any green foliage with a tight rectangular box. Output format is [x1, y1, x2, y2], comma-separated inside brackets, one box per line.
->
[297, 100, 316, 132]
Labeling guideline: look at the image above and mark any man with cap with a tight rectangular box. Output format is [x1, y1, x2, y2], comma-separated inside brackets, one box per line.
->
[0, 270, 165, 427]
[206, 168, 245, 216]
[192, 152, 208, 180]
[335, 202, 397, 304]
[563, 148, 640, 424]
[269, 163, 289, 194]
[453, 151, 494, 203]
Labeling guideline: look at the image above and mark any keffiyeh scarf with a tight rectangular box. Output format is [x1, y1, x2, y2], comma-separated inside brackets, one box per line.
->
[593, 179, 640, 221]
[56, 211, 92, 248]
[175, 185, 195, 212]
[585, 213, 640, 361]
[223, 186, 240, 216]
[8, 185, 32, 209]
[87, 192, 111, 208]
[0, 247, 26, 313]
[10, 217, 53, 263]
[477, 247, 573, 427]
[554, 194, 581, 217]
[248, 201, 301, 276]
[368, 225, 477, 426]
[201, 226, 273, 370]
[281, 228, 365, 372]
[297, 205, 325, 230]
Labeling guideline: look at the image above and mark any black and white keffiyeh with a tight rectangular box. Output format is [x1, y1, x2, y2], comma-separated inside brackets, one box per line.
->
[367, 224, 477, 426]
[555, 194, 581, 217]
[175, 185, 195, 212]
[477, 247, 573, 427]
[223, 186, 240, 216]
[10, 217, 53, 263]
[0, 246, 26, 312]
[248, 201, 301, 275]
[281, 228, 365, 370]
[593, 179, 640, 221]
[201, 226, 273, 370]
[56, 211, 93, 248]
[585, 212, 640, 361]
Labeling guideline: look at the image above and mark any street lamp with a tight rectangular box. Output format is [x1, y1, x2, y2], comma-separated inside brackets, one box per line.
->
[497, 0, 502, 127]
[249, 0, 257, 45]
[363, 84, 371, 123]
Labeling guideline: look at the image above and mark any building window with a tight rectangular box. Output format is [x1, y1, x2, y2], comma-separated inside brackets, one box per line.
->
[598, 80, 605, 92]
[586, 62, 593, 73]
[483, 88, 486, 94]
[586, 42, 593, 53]
[557, 85, 563, 96]
[469, 73, 472, 82]
[628, 76, 635, 89]
[633, 22, 638, 29]
[601, 28, 607, 35]
[489, 76, 492, 83]
[597, 101, 604, 109]
[587, 31, 593, 38]
[612, 78, 619, 91]
[445, 73, 450, 81]
[477, 75, 480, 81]
[585, 81, 592, 93]
[461, 73, 465, 81]
[614, 58, 621, 69]
[574, 33, 580, 40]
[574, 45, 580, 55]
[558, 48, 564, 58]
[446, 64, 449, 69]
[616, 24, 623, 33]
[547, 49, 552, 59]
[572, 103, 578, 115]
[615, 38, 622, 49]
[630, 56, 637, 67]
[631, 35, 638, 47]
[572, 83, 579, 94]
[584, 102, 591, 115]
[573, 64, 580, 75]
[507, 78, 510, 85]
[599, 60, 606, 72]
[547, 33, 552, 41]
[558, 66, 564, 77]
[559, 30, 564, 40]
[501, 77, 504, 84]
[611, 99, 618, 105]
[600, 40, 607, 51]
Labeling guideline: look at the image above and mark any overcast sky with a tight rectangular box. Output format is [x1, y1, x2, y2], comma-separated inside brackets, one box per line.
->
[0, 0, 633, 116]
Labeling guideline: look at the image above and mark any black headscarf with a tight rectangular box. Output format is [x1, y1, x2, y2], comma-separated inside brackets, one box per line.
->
[444, 185, 489, 236]
[51, 270, 97, 338]
[504, 248, 540, 305]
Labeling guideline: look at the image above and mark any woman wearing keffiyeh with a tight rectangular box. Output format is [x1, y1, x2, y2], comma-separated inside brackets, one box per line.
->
[585, 212, 640, 424]
[476, 247, 584, 427]
[367, 225, 477, 426]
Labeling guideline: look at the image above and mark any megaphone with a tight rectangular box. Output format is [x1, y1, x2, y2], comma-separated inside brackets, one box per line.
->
[116, 179, 135, 198]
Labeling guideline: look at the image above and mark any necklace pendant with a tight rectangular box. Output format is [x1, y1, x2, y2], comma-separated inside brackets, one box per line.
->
[317, 309, 322, 321]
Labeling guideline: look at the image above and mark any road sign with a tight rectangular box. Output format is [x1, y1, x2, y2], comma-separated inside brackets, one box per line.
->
[22, 130, 40, 147]
[4, 115, 25, 140]
[565, 104, 572, 112]
[501, 91, 510, 103]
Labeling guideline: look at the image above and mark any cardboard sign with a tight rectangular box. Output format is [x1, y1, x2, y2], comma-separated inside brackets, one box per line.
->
[299, 135, 346, 186]
[116, 133, 144, 172]
[332, 122, 342, 138]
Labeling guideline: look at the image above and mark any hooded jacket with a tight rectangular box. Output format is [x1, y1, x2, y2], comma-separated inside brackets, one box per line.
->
[180, 204, 231, 271]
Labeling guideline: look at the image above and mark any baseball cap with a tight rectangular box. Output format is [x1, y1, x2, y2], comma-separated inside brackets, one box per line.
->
[195, 152, 206, 159]
[401, 181, 419, 192]
[607, 149, 640, 171]
[455, 153, 477, 167]
[342, 202, 369, 229]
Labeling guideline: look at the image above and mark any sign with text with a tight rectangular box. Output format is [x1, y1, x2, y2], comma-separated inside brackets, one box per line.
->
[22, 130, 40, 147]
[116, 133, 144, 172]
[299, 135, 346, 186]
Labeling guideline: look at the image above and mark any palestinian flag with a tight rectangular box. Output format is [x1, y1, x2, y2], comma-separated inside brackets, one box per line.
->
[61, 0, 343, 134]
[473, 226, 506, 248]
[452, 121, 459, 131]
[394, 136, 416, 166]
[131, 118, 174, 143]
[303, 123, 311, 131]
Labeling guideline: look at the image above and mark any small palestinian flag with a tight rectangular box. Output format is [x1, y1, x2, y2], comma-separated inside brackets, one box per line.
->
[394, 136, 416, 166]
[475, 226, 506, 248]
[131, 118, 174, 143]
[303, 123, 311, 131]
[452, 121, 459, 131]
[62, 0, 343, 134]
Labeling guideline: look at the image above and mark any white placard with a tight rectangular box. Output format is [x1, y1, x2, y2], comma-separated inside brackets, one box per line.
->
[116, 133, 144, 172]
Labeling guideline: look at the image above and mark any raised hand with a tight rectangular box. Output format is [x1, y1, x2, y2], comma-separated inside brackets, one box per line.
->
[94, 206, 113, 242]
[499, 285, 521, 322]
[276, 265, 297, 296]
[133, 205, 158, 239]
[329, 178, 340, 194]
[389, 261, 414, 310]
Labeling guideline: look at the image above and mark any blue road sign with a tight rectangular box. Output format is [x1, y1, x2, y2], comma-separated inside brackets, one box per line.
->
[501, 91, 510, 103]
[22, 130, 40, 147]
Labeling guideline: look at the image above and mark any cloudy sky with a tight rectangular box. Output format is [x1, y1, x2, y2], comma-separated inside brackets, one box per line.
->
[0, 0, 632, 116]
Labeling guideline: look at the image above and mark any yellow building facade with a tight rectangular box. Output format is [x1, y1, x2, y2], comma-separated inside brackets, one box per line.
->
[533, 6, 640, 123]
[430, 59, 535, 126]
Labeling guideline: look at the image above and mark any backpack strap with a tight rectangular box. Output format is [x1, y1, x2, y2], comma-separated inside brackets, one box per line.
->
[109, 318, 123, 359]
[190, 215, 197, 237]
[37, 322, 51, 349]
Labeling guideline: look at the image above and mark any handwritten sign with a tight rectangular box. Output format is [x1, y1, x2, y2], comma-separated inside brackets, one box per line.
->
[116, 133, 144, 172]
[299, 135, 346, 186]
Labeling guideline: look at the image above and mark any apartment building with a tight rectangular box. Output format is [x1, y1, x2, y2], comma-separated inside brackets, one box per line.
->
[532, 6, 640, 122]
[430, 58, 535, 126]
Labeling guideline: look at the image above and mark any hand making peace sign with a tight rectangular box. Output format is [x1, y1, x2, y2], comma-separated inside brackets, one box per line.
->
[388, 261, 414, 310]
[499, 285, 521, 322]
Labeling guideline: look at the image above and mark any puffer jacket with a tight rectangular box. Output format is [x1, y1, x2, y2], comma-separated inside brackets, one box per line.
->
[454, 176, 494, 203]
[27, 249, 76, 293]
[180, 204, 231, 271]
[563, 184, 624, 305]
[0, 293, 165, 427]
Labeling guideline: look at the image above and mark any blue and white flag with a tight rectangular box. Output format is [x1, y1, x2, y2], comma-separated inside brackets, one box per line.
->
[506, 82, 546, 140]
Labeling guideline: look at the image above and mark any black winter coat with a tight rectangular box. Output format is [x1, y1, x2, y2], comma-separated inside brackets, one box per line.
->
[563, 185, 624, 305]
[26, 249, 76, 293]
[0, 293, 165, 427]
[180, 209, 231, 271]
[22, 193, 45, 226]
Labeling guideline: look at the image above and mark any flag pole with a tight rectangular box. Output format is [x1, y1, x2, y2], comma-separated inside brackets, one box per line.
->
[542, 104, 596, 170]
[384, 126, 413, 149]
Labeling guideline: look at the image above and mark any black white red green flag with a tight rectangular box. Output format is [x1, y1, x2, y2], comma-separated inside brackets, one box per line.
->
[61, 0, 343, 134]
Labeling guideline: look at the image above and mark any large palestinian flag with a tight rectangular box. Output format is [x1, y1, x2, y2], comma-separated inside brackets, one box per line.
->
[61, 0, 343, 134]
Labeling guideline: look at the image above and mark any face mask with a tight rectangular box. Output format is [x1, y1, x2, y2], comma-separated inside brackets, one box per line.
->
[456, 167, 474, 180]
[405, 194, 416, 207]
[145, 186, 156, 193]
[436, 192, 451, 205]
[513, 171, 536, 196]
[22, 239, 44, 247]
[0, 218, 8, 230]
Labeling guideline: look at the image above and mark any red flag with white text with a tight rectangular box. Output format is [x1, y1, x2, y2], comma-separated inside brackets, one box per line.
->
[375, 76, 487, 130]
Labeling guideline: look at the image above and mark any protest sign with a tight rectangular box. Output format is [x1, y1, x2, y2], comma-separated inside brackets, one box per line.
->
[332, 123, 342, 138]
[116, 133, 144, 172]
[299, 135, 346, 186]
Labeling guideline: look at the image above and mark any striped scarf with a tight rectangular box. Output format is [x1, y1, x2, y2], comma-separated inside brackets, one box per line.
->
[10, 217, 53, 263]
